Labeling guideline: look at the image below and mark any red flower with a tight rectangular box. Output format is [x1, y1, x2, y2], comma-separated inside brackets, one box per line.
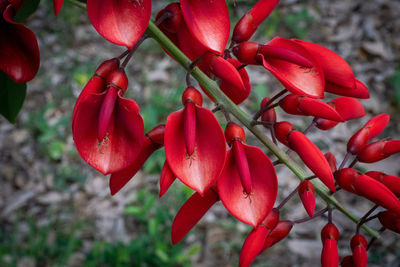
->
[73, 67, 144, 175]
[218, 123, 278, 227]
[321, 223, 339, 267]
[0, 0, 40, 83]
[87, 0, 151, 49]
[164, 87, 226, 195]
[52, 0, 64, 15]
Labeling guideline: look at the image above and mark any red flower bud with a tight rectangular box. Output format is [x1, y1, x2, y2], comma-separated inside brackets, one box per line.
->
[350, 234, 368, 267]
[324, 152, 337, 173]
[260, 97, 277, 125]
[357, 140, 400, 163]
[321, 223, 339, 267]
[378, 210, 400, 234]
[365, 171, 400, 196]
[52, 0, 64, 15]
[298, 180, 316, 217]
[262, 220, 293, 250]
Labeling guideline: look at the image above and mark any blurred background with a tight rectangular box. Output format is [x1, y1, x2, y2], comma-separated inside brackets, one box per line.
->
[0, 0, 399, 266]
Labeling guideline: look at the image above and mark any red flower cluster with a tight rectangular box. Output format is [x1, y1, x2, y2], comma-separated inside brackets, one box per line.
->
[67, 0, 399, 266]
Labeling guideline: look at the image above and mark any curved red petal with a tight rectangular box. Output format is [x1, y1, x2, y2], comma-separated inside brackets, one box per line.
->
[218, 144, 278, 227]
[87, 0, 151, 49]
[165, 106, 226, 195]
[0, 6, 40, 83]
[180, 0, 229, 53]
[259, 37, 324, 98]
[366, 171, 400, 196]
[363, 113, 390, 140]
[159, 160, 177, 198]
[299, 97, 344, 122]
[288, 131, 336, 192]
[354, 174, 400, 214]
[325, 79, 370, 99]
[109, 138, 161, 196]
[330, 97, 366, 121]
[176, 21, 209, 61]
[171, 188, 219, 244]
[293, 39, 355, 89]
[239, 226, 270, 267]
[321, 239, 339, 267]
[52, 0, 64, 15]
[73, 93, 144, 175]
[250, 0, 280, 26]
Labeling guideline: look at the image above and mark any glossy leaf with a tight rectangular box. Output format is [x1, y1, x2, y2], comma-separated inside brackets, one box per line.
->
[0, 71, 26, 123]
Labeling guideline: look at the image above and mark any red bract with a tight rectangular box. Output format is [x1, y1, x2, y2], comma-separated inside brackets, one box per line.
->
[298, 180, 315, 217]
[321, 223, 339, 267]
[52, 0, 64, 15]
[365, 171, 400, 196]
[232, 0, 280, 43]
[233, 38, 325, 98]
[218, 122, 278, 227]
[159, 160, 177, 198]
[180, 0, 230, 54]
[350, 234, 368, 267]
[357, 139, 400, 163]
[239, 209, 280, 267]
[293, 39, 369, 99]
[87, 0, 151, 49]
[279, 94, 344, 121]
[109, 125, 165, 195]
[347, 113, 390, 154]
[335, 168, 400, 214]
[315, 97, 366, 131]
[274, 122, 336, 192]
[0, 1, 40, 83]
[73, 68, 144, 175]
[165, 87, 226, 195]
[378, 210, 400, 234]
[171, 187, 219, 244]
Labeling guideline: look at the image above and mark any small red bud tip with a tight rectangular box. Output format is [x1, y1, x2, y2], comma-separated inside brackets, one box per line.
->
[225, 122, 246, 145]
[146, 124, 166, 146]
[378, 210, 400, 234]
[350, 234, 368, 267]
[182, 87, 203, 106]
[274, 121, 295, 147]
[95, 58, 120, 78]
[298, 180, 316, 217]
[106, 68, 129, 93]
[324, 152, 337, 172]
[232, 41, 260, 65]
[156, 3, 182, 33]
[260, 97, 277, 125]
[357, 140, 400, 163]
[321, 223, 340, 242]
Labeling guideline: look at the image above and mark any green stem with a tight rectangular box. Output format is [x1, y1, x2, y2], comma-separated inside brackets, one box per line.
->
[66, 0, 86, 9]
[146, 21, 379, 238]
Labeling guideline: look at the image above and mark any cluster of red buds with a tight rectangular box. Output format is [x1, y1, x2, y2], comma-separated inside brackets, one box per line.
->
[3, 0, 398, 266]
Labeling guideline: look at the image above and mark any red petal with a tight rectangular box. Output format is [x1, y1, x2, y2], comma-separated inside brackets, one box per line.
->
[165, 106, 226, 195]
[325, 79, 370, 99]
[159, 160, 177, 198]
[259, 37, 325, 98]
[334, 168, 359, 194]
[293, 39, 355, 90]
[330, 97, 366, 121]
[354, 174, 400, 214]
[171, 188, 219, 244]
[250, 0, 280, 26]
[366, 171, 400, 196]
[298, 180, 316, 217]
[324, 152, 337, 173]
[180, 0, 229, 53]
[321, 239, 339, 267]
[52, 0, 64, 15]
[378, 211, 400, 234]
[0, 5, 40, 83]
[109, 138, 161, 195]
[176, 21, 208, 61]
[352, 246, 367, 267]
[262, 220, 293, 251]
[218, 144, 278, 227]
[87, 0, 151, 49]
[363, 113, 390, 140]
[288, 131, 336, 192]
[73, 92, 144, 175]
[239, 226, 270, 267]
[232, 140, 252, 195]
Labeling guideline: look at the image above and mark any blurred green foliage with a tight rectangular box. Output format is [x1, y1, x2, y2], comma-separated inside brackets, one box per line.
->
[284, 8, 314, 39]
[391, 66, 400, 110]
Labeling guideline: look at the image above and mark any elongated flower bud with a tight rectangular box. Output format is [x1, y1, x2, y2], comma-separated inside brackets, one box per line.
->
[357, 140, 400, 163]
[365, 171, 400, 196]
[378, 210, 400, 234]
[298, 180, 316, 217]
[321, 223, 339, 267]
[350, 234, 368, 267]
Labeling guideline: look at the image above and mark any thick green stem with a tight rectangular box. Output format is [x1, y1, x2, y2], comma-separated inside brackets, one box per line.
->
[146, 21, 379, 238]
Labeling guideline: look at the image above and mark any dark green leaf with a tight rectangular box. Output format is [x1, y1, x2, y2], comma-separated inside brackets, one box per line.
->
[14, 0, 41, 22]
[0, 71, 27, 123]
